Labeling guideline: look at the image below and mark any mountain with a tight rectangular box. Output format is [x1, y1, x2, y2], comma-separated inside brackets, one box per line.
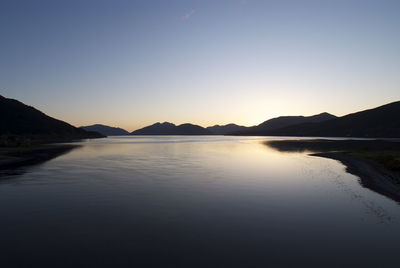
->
[81, 124, 129, 136]
[257, 112, 336, 130]
[131, 122, 212, 135]
[265, 101, 400, 138]
[207, 124, 248, 135]
[233, 112, 337, 135]
[0, 95, 104, 145]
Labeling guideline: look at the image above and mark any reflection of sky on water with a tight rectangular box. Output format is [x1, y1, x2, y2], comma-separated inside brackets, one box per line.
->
[0, 136, 399, 267]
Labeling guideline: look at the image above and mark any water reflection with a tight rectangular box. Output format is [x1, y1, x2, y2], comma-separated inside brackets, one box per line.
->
[0, 137, 399, 267]
[0, 145, 79, 179]
[264, 139, 400, 204]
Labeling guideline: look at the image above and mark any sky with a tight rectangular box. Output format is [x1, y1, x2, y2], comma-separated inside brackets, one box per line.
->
[1, 0, 400, 132]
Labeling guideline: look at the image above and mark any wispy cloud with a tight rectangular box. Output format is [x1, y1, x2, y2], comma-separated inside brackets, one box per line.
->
[181, 9, 195, 21]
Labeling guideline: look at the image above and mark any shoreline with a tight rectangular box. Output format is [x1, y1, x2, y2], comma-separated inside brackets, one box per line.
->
[312, 152, 400, 203]
[0, 144, 78, 176]
[265, 139, 400, 203]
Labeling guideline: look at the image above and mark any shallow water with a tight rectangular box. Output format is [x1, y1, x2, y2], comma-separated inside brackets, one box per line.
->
[0, 136, 399, 267]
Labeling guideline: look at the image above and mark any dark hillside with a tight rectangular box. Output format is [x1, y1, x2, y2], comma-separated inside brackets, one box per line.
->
[0, 95, 103, 146]
[81, 124, 129, 136]
[233, 112, 336, 135]
[267, 101, 400, 138]
[131, 122, 211, 135]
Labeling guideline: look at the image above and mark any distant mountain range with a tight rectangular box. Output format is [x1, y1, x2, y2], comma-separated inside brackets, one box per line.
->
[206, 124, 248, 135]
[3, 93, 399, 140]
[234, 112, 337, 135]
[261, 101, 400, 138]
[0, 95, 104, 145]
[129, 113, 337, 136]
[80, 124, 129, 136]
[131, 122, 211, 135]
[127, 101, 400, 137]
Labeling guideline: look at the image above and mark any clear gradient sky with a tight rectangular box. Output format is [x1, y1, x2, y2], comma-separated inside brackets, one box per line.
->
[1, 0, 400, 131]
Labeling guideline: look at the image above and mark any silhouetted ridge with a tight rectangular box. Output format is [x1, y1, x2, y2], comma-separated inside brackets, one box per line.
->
[265, 101, 400, 138]
[207, 124, 248, 135]
[0, 95, 104, 145]
[234, 112, 337, 135]
[131, 122, 211, 135]
[81, 124, 129, 136]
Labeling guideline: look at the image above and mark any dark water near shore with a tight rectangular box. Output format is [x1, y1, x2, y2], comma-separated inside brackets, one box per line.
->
[0, 136, 399, 267]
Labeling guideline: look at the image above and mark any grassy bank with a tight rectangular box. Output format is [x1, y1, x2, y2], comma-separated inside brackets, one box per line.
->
[345, 151, 400, 172]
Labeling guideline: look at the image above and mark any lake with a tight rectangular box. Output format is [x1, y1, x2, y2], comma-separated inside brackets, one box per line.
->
[0, 136, 399, 267]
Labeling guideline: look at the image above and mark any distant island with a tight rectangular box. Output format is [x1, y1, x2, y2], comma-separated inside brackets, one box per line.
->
[80, 124, 130, 136]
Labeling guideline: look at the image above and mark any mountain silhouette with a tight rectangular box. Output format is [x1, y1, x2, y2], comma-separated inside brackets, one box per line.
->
[233, 112, 337, 135]
[0, 95, 104, 145]
[131, 122, 212, 135]
[207, 124, 248, 135]
[81, 124, 129, 136]
[263, 101, 400, 138]
[4, 94, 399, 139]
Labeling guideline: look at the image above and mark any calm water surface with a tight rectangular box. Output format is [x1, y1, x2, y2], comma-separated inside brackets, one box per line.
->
[0, 136, 399, 267]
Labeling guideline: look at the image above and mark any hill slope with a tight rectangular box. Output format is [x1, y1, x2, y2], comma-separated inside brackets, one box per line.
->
[265, 101, 400, 138]
[81, 124, 129, 136]
[207, 124, 248, 135]
[131, 122, 211, 135]
[234, 112, 336, 135]
[0, 95, 104, 145]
